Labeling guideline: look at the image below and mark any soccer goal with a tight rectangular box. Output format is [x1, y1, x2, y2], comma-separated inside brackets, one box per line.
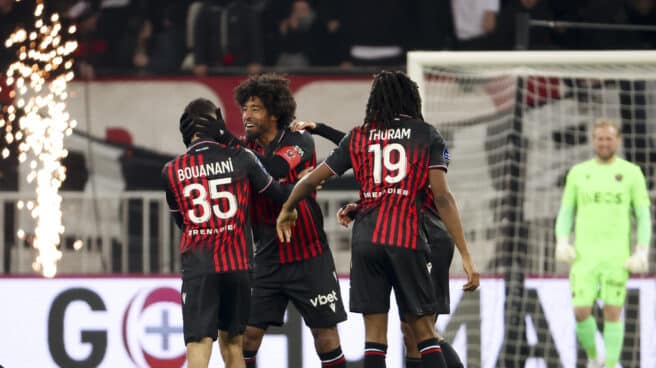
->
[408, 51, 656, 368]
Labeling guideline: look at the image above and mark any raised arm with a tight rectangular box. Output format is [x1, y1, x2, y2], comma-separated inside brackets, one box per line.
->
[292, 120, 346, 145]
[276, 164, 335, 242]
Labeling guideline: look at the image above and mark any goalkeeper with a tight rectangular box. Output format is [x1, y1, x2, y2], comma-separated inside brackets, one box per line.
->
[554, 119, 652, 368]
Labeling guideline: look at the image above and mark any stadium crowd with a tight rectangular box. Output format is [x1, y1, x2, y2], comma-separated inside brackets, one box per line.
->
[2, 0, 656, 77]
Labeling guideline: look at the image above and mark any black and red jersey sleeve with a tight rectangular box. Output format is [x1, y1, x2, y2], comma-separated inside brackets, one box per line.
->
[428, 126, 449, 171]
[323, 131, 353, 176]
[242, 148, 274, 193]
[273, 131, 314, 171]
[161, 161, 183, 228]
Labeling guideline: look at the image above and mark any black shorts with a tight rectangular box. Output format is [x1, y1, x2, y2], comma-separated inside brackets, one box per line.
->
[350, 242, 438, 318]
[181, 271, 250, 344]
[423, 212, 454, 314]
[249, 252, 347, 329]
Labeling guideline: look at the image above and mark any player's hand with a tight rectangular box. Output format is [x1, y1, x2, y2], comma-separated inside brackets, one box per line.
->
[336, 203, 358, 227]
[461, 254, 480, 291]
[625, 247, 649, 274]
[555, 239, 576, 263]
[199, 108, 227, 136]
[291, 120, 317, 132]
[276, 207, 298, 243]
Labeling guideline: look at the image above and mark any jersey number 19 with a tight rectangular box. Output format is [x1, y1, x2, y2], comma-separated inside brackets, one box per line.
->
[368, 143, 407, 184]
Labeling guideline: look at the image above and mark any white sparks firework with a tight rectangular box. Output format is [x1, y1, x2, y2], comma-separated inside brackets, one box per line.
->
[3, 0, 77, 278]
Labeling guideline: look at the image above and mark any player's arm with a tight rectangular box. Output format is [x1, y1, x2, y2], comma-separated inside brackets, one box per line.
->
[555, 169, 576, 242]
[554, 169, 577, 262]
[218, 127, 291, 179]
[277, 132, 353, 242]
[277, 164, 335, 242]
[626, 166, 652, 273]
[427, 126, 479, 290]
[428, 169, 479, 291]
[240, 131, 316, 180]
[292, 121, 346, 145]
[244, 149, 293, 203]
[161, 163, 184, 229]
[632, 166, 652, 250]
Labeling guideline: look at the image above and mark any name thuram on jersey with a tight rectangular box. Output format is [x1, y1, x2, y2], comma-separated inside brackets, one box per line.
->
[368, 128, 411, 141]
[177, 158, 235, 180]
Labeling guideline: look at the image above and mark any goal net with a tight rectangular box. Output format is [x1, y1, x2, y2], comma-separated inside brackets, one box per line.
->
[408, 51, 656, 368]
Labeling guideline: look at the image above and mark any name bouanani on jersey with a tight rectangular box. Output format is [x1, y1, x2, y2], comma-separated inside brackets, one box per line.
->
[177, 158, 235, 181]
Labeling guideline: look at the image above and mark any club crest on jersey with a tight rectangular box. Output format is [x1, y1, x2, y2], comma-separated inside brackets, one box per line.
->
[443, 148, 450, 161]
[275, 145, 303, 167]
[615, 174, 623, 182]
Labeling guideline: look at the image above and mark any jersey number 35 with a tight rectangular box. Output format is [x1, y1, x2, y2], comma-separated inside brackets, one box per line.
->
[183, 178, 238, 224]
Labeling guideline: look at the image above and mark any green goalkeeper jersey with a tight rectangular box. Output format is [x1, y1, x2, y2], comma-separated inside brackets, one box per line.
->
[560, 158, 650, 261]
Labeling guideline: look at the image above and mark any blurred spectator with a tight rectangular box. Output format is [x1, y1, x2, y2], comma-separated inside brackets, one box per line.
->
[493, 0, 555, 49]
[192, 0, 263, 76]
[576, 0, 633, 49]
[451, 0, 500, 50]
[67, 1, 105, 79]
[262, 0, 316, 67]
[407, 0, 455, 50]
[0, 0, 33, 70]
[261, 0, 348, 68]
[67, 0, 140, 78]
[309, 0, 350, 66]
[131, 0, 192, 73]
[341, 0, 409, 66]
[625, 0, 656, 48]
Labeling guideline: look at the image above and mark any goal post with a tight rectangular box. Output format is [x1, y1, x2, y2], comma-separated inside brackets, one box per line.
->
[408, 51, 656, 368]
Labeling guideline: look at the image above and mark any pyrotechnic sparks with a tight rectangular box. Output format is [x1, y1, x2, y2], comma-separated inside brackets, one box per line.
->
[3, 0, 77, 278]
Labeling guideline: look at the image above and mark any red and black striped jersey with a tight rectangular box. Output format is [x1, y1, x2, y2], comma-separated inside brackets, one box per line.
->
[162, 139, 275, 277]
[247, 129, 328, 265]
[324, 117, 449, 249]
[422, 186, 440, 217]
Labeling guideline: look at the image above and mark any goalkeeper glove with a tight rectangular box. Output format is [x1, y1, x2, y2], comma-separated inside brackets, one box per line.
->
[555, 239, 576, 263]
[625, 247, 649, 274]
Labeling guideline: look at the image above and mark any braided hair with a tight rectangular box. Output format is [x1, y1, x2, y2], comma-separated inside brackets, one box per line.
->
[234, 73, 296, 129]
[363, 71, 423, 130]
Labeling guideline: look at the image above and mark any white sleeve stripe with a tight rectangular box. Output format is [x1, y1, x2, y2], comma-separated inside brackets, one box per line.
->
[258, 177, 273, 194]
[322, 161, 338, 176]
[429, 164, 448, 171]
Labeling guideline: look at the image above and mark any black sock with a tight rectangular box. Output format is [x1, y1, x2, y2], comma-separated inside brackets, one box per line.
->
[405, 357, 422, 368]
[319, 346, 346, 367]
[439, 339, 463, 368]
[364, 342, 387, 368]
[417, 338, 446, 367]
[243, 349, 257, 368]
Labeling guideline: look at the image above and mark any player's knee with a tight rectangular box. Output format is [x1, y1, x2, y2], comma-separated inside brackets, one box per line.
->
[243, 326, 265, 351]
[310, 326, 340, 352]
[603, 305, 623, 322]
[574, 307, 592, 322]
[409, 315, 437, 342]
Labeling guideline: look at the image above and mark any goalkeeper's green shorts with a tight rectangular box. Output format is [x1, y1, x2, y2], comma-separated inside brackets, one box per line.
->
[569, 260, 629, 307]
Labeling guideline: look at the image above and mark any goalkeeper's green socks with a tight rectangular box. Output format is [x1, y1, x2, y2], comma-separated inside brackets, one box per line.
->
[575, 316, 598, 359]
[603, 321, 624, 367]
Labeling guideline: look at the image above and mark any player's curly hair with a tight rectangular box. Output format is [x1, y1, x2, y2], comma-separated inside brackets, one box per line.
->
[363, 70, 423, 130]
[234, 73, 296, 129]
